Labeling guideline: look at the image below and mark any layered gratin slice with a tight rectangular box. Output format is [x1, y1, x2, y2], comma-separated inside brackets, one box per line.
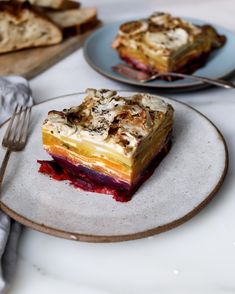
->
[40, 89, 174, 202]
[112, 12, 225, 76]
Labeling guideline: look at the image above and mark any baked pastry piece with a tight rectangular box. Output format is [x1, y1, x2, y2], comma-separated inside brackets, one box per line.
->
[0, 2, 63, 54]
[112, 12, 226, 75]
[15, 0, 80, 10]
[46, 7, 98, 37]
[40, 89, 174, 202]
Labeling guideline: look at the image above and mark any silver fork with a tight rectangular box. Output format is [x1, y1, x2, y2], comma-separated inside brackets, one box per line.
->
[0, 105, 31, 188]
[112, 64, 235, 89]
[139, 72, 235, 89]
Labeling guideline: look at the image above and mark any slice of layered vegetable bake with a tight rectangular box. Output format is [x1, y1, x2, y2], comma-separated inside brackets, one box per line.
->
[39, 89, 174, 202]
[112, 12, 226, 76]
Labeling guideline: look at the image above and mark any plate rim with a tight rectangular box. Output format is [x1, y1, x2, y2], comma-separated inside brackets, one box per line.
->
[83, 19, 235, 90]
[0, 92, 229, 242]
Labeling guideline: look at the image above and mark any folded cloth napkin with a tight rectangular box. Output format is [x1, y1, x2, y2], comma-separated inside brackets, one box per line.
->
[0, 76, 33, 294]
[0, 76, 33, 125]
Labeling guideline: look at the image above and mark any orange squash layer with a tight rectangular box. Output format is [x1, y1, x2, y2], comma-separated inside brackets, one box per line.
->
[44, 144, 131, 182]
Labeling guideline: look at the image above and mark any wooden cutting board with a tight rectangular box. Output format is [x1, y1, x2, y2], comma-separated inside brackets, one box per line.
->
[0, 26, 100, 80]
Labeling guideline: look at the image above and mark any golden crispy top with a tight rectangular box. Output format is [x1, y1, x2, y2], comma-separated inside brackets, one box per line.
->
[43, 89, 174, 156]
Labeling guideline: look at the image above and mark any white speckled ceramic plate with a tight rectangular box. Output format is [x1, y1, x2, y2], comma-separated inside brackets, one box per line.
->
[0, 92, 228, 242]
[84, 19, 235, 91]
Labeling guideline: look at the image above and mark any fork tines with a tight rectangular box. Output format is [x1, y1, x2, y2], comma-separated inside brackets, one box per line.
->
[2, 105, 31, 151]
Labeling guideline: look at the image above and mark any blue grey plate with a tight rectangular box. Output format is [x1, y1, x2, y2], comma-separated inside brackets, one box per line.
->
[84, 18, 235, 90]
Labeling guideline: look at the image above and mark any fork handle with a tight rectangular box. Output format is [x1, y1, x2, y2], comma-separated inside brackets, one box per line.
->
[0, 149, 12, 189]
[165, 73, 235, 89]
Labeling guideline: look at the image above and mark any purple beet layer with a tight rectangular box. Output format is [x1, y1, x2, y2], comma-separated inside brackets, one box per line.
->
[51, 154, 130, 191]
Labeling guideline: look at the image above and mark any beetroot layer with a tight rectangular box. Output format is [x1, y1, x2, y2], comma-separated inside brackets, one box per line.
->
[38, 135, 172, 202]
[50, 155, 130, 191]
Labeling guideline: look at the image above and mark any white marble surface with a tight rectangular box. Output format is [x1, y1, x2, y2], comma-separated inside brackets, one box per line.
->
[7, 0, 235, 293]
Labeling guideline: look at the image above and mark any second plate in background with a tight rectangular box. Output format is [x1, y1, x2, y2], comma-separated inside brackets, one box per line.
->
[84, 18, 235, 91]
